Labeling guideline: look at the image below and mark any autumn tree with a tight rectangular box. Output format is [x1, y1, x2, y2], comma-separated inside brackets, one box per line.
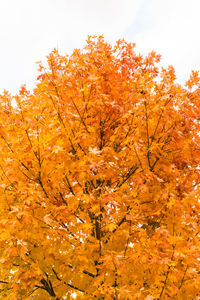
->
[0, 36, 200, 299]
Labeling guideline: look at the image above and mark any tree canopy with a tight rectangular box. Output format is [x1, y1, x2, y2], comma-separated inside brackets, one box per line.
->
[0, 36, 200, 299]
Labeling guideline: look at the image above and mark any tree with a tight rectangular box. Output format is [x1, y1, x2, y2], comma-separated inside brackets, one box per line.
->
[0, 36, 200, 299]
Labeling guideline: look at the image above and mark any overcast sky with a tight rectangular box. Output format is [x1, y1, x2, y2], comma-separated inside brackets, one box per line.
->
[0, 0, 199, 94]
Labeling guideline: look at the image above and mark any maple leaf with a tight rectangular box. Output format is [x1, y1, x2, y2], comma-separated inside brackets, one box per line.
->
[89, 146, 101, 155]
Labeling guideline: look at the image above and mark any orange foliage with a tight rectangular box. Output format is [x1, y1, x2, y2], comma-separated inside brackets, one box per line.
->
[0, 36, 200, 299]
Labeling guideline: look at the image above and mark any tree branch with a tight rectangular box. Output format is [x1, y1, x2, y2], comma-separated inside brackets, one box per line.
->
[52, 267, 85, 293]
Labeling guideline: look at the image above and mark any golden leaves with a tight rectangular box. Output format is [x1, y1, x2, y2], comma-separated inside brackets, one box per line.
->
[0, 35, 199, 299]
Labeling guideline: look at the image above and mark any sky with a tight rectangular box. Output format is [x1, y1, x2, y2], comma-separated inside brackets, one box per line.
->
[0, 0, 199, 94]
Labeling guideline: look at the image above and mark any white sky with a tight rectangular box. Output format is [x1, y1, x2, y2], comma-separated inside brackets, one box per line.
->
[0, 0, 199, 94]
